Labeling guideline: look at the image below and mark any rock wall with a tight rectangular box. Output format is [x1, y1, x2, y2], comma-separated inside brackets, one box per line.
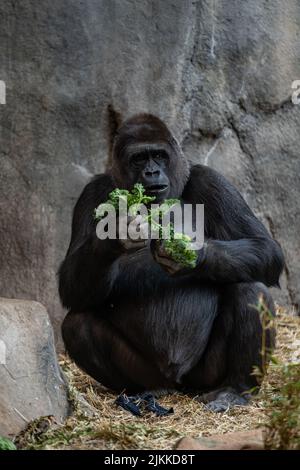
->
[0, 0, 299, 346]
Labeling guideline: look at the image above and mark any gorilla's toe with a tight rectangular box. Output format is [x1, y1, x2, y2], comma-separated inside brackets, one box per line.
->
[198, 387, 249, 413]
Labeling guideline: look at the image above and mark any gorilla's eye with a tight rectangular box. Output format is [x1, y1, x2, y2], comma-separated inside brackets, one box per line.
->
[131, 153, 147, 167]
[153, 151, 169, 164]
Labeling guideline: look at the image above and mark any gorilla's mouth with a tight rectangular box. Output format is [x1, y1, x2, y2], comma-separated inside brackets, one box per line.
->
[145, 184, 169, 194]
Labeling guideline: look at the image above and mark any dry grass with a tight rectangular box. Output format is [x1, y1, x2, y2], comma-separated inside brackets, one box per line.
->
[16, 306, 300, 450]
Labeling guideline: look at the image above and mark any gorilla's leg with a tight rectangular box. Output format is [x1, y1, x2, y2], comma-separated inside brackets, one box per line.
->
[62, 310, 167, 393]
[183, 282, 275, 412]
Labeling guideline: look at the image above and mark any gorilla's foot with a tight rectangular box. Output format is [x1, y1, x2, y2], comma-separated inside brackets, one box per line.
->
[197, 387, 250, 412]
[115, 392, 174, 417]
[149, 388, 177, 399]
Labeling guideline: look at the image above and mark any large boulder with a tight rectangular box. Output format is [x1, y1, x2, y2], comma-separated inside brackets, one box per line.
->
[0, 298, 69, 438]
[176, 430, 264, 450]
[0, 1, 299, 348]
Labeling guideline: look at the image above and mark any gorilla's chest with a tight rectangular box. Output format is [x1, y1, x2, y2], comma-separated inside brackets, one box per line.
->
[109, 250, 219, 382]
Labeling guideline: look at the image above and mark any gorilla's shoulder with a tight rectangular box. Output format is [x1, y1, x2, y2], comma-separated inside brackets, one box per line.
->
[185, 164, 232, 193]
[76, 173, 115, 207]
[87, 173, 114, 191]
[185, 164, 250, 212]
[188, 164, 227, 184]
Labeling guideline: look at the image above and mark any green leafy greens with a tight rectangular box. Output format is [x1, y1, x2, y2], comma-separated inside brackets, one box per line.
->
[94, 183, 197, 269]
[0, 436, 17, 450]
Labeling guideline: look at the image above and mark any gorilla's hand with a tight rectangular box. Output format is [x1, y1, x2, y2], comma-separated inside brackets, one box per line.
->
[151, 240, 185, 275]
[118, 214, 149, 251]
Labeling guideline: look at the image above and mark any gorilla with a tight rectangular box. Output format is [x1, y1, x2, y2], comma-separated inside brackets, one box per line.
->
[59, 114, 284, 412]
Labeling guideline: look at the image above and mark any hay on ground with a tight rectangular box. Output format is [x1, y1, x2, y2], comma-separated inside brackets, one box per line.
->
[16, 307, 300, 450]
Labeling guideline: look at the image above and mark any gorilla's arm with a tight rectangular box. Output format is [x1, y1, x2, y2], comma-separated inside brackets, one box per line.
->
[182, 165, 284, 286]
[58, 174, 122, 311]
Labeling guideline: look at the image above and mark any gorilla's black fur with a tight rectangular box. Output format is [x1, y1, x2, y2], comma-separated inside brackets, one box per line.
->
[59, 114, 284, 411]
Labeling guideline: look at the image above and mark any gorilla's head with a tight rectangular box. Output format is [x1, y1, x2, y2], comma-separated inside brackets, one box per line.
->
[111, 114, 190, 201]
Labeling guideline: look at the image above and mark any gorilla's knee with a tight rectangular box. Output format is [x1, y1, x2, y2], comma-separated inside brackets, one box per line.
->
[61, 311, 89, 358]
[233, 282, 275, 316]
[253, 282, 275, 313]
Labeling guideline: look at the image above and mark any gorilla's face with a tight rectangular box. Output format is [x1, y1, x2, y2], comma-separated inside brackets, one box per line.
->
[126, 143, 170, 202]
[111, 114, 190, 201]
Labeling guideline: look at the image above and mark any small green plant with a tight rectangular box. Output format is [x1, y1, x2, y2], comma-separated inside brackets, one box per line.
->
[254, 295, 276, 379]
[253, 297, 300, 450]
[94, 183, 197, 269]
[264, 362, 300, 450]
[0, 436, 17, 450]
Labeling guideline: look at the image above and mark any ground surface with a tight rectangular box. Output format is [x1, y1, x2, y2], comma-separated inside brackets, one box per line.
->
[16, 307, 300, 450]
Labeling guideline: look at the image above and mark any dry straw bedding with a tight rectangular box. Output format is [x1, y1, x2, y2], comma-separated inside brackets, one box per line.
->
[17, 307, 300, 450]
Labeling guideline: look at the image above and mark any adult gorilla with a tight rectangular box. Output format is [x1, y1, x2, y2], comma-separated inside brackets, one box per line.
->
[59, 114, 284, 411]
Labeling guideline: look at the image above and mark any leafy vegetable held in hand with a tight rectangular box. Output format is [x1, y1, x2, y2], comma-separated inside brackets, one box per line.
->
[164, 232, 197, 269]
[94, 183, 197, 268]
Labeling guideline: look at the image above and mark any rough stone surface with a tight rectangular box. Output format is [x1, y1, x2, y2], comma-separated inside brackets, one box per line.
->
[0, 1, 299, 346]
[0, 298, 69, 438]
[175, 429, 264, 450]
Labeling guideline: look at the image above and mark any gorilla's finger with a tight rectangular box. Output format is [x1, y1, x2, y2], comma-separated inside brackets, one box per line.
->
[154, 254, 182, 273]
[119, 238, 148, 251]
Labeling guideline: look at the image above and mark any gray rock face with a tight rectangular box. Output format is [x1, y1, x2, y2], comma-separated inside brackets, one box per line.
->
[0, 298, 69, 438]
[0, 0, 299, 347]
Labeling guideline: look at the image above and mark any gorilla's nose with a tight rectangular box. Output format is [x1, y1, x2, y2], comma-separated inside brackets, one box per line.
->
[142, 168, 160, 182]
[145, 168, 160, 176]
